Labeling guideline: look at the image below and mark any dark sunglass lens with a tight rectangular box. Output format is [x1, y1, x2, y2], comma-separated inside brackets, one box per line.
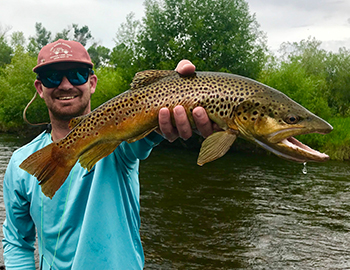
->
[67, 69, 90, 85]
[40, 71, 63, 88]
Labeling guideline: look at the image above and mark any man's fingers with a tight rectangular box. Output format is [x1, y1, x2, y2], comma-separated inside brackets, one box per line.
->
[159, 106, 218, 142]
[192, 107, 213, 138]
[158, 108, 178, 142]
[175, 60, 196, 76]
[158, 106, 192, 141]
[174, 106, 192, 140]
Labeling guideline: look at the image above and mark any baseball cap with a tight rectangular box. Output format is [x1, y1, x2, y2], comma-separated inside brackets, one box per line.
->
[33, 39, 93, 73]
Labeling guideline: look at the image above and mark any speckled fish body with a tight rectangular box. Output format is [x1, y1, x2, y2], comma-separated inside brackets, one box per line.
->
[20, 70, 332, 198]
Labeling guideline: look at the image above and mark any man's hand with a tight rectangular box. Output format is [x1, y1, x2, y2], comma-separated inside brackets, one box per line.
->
[158, 60, 215, 142]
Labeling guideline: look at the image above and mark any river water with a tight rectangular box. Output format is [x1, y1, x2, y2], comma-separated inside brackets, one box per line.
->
[0, 134, 350, 269]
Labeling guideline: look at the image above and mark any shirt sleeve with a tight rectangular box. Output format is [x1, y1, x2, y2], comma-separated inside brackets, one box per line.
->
[117, 132, 164, 163]
[2, 156, 36, 270]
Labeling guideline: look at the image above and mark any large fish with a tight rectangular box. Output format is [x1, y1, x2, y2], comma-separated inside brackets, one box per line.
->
[20, 70, 332, 198]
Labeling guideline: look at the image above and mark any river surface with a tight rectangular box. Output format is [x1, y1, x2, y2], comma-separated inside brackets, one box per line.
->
[0, 134, 350, 269]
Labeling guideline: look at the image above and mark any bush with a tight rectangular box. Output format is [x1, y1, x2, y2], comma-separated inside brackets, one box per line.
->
[321, 117, 350, 160]
[0, 47, 48, 131]
[259, 60, 332, 120]
[91, 67, 130, 110]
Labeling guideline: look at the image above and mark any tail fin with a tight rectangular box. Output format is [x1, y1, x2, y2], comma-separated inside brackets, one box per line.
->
[19, 144, 77, 199]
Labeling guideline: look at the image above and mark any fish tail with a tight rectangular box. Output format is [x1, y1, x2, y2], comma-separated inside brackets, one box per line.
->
[19, 143, 77, 199]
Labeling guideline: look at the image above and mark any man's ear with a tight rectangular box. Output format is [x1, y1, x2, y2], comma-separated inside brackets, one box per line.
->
[89, 74, 97, 94]
[34, 80, 44, 98]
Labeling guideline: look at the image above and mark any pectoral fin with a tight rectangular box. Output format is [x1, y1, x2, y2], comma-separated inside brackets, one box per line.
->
[197, 130, 238, 166]
[126, 127, 158, 143]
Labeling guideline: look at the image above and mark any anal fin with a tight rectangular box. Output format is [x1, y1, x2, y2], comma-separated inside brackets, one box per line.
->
[79, 140, 122, 171]
[197, 129, 238, 166]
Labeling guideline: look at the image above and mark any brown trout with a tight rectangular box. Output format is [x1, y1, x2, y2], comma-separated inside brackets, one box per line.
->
[20, 70, 332, 198]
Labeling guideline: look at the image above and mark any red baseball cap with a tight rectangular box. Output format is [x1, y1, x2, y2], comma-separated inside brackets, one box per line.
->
[33, 39, 94, 73]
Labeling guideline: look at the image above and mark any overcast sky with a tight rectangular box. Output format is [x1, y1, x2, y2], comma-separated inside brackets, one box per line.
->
[1, 0, 349, 53]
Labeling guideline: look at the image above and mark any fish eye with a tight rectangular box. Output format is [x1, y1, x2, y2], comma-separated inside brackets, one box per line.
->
[284, 114, 299, 124]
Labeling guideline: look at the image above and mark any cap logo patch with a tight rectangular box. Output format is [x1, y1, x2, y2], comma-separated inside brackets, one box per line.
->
[50, 42, 73, 61]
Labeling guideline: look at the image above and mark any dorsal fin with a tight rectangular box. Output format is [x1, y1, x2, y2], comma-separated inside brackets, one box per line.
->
[130, 70, 176, 90]
[68, 115, 86, 130]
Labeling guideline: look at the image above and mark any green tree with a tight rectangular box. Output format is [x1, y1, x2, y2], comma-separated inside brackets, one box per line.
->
[54, 27, 71, 41]
[325, 48, 350, 116]
[259, 59, 331, 120]
[88, 43, 111, 68]
[259, 38, 332, 119]
[0, 24, 13, 68]
[53, 24, 93, 46]
[10, 31, 26, 48]
[269, 37, 350, 117]
[72, 24, 93, 46]
[278, 37, 328, 78]
[0, 47, 48, 131]
[91, 67, 129, 109]
[111, 13, 142, 83]
[135, 0, 267, 78]
[27, 22, 52, 55]
[0, 36, 13, 68]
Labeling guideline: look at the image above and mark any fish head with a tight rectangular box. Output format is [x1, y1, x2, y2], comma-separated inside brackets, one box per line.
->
[233, 86, 333, 163]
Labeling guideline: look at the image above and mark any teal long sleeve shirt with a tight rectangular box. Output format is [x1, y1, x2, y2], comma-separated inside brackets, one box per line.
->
[2, 131, 163, 270]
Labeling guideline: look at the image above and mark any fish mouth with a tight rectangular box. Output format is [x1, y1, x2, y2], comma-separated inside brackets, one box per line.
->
[278, 136, 329, 162]
[254, 135, 329, 163]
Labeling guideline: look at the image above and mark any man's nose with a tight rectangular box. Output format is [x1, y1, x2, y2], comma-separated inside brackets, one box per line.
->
[59, 76, 73, 89]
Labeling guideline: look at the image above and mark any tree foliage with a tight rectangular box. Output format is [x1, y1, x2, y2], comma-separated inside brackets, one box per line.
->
[0, 47, 48, 131]
[10, 31, 26, 48]
[0, 36, 13, 68]
[26, 23, 94, 55]
[135, 0, 267, 78]
[27, 22, 52, 55]
[88, 43, 111, 69]
[260, 37, 350, 118]
[72, 24, 93, 46]
[91, 67, 129, 110]
[325, 48, 350, 116]
[111, 13, 142, 83]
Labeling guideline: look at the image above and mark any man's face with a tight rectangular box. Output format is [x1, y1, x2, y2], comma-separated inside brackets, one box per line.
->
[34, 63, 97, 121]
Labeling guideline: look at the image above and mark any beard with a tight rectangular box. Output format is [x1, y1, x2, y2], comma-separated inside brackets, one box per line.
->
[46, 95, 92, 122]
[49, 104, 89, 121]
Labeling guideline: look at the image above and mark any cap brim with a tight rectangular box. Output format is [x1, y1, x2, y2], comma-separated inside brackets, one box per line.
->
[33, 60, 93, 73]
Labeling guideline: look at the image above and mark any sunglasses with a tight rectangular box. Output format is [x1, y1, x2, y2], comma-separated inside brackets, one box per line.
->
[37, 68, 94, 88]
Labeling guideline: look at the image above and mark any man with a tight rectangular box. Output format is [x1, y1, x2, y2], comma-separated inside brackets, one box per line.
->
[2, 39, 214, 269]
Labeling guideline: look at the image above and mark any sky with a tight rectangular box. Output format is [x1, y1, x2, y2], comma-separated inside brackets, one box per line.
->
[0, 0, 349, 53]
